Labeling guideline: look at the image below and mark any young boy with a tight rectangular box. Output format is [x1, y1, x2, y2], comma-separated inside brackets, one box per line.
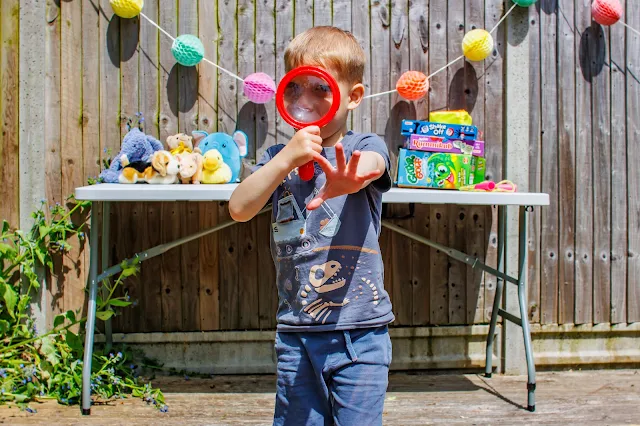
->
[229, 26, 394, 426]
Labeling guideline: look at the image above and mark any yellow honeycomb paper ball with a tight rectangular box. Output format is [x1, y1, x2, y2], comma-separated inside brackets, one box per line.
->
[110, 0, 144, 19]
[462, 29, 494, 62]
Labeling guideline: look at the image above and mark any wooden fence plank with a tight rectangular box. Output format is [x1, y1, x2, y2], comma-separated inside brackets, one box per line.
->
[574, 0, 593, 324]
[540, 0, 558, 325]
[446, 0, 465, 325]
[60, 0, 85, 319]
[332, 0, 350, 32]
[526, 2, 541, 323]
[428, 0, 448, 324]
[177, 0, 201, 332]
[389, 0, 412, 327]
[115, 9, 142, 333]
[313, 0, 331, 27]
[140, 0, 162, 332]
[237, 0, 259, 330]
[198, 0, 220, 331]
[609, 1, 627, 324]
[465, 0, 485, 325]
[592, 23, 611, 324]
[218, 0, 240, 330]
[408, 0, 430, 326]
[0, 0, 19, 226]
[626, 0, 640, 323]
[483, 0, 505, 323]
[557, 0, 576, 325]
[256, 0, 277, 330]
[351, 0, 371, 134]
[159, 0, 182, 331]
[295, 0, 312, 34]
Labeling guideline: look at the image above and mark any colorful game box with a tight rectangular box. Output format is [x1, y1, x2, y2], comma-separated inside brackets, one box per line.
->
[400, 119, 478, 141]
[470, 156, 486, 185]
[396, 149, 472, 190]
[406, 134, 485, 157]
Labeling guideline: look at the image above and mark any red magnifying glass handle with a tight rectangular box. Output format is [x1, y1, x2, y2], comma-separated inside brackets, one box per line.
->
[299, 161, 314, 181]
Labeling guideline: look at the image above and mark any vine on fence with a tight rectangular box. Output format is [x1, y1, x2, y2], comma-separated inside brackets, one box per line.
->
[0, 198, 166, 413]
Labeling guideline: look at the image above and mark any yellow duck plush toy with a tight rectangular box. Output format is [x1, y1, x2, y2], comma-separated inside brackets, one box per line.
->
[202, 149, 233, 184]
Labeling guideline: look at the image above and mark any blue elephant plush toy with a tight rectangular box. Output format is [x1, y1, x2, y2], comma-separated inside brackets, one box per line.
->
[99, 127, 164, 183]
[192, 130, 248, 183]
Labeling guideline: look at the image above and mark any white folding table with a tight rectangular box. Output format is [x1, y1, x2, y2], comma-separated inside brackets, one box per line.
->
[75, 183, 550, 414]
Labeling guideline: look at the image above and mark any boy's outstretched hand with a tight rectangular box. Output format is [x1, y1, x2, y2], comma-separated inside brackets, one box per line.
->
[307, 143, 383, 211]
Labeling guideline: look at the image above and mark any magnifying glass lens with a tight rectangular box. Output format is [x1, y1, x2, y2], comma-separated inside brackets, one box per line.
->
[283, 75, 334, 125]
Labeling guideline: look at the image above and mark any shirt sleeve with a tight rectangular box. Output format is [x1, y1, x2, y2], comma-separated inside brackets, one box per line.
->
[354, 134, 393, 193]
[251, 144, 285, 173]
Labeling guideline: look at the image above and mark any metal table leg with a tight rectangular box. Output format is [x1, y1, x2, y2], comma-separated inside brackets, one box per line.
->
[518, 206, 536, 412]
[485, 206, 506, 378]
[81, 202, 100, 415]
[102, 202, 112, 351]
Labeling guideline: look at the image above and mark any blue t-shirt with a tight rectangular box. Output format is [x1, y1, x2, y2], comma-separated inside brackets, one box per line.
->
[253, 131, 395, 331]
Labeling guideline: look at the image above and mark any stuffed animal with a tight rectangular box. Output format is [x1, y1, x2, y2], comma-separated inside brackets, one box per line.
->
[99, 127, 164, 183]
[192, 130, 247, 183]
[176, 151, 204, 184]
[166, 133, 198, 156]
[201, 149, 232, 184]
[119, 151, 180, 184]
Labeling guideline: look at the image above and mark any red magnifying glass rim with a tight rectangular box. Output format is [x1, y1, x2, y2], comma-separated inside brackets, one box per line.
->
[275, 66, 341, 130]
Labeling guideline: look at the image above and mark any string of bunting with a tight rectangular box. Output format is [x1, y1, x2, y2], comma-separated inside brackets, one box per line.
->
[109, 0, 637, 105]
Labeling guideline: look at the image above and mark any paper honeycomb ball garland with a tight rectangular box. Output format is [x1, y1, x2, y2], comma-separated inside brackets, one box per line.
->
[172, 35, 205, 67]
[591, 0, 623, 26]
[396, 71, 429, 101]
[462, 29, 494, 62]
[512, 0, 539, 7]
[243, 72, 277, 104]
[110, 0, 144, 19]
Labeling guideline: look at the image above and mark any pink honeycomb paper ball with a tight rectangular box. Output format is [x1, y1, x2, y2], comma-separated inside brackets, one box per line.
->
[592, 0, 622, 26]
[243, 72, 276, 104]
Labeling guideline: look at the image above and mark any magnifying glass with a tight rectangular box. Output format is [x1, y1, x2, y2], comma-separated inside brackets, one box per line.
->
[276, 66, 341, 181]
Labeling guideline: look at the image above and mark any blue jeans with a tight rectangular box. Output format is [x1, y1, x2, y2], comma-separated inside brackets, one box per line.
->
[273, 326, 392, 426]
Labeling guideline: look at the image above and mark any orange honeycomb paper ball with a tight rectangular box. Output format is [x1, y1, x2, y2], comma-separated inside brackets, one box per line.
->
[396, 71, 429, 101]
[592, 0, 622, 26]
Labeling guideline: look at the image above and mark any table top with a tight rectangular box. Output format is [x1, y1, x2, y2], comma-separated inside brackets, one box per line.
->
[75, 184, 550, 206]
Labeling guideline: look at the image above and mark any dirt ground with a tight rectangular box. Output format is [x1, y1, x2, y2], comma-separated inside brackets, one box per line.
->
[1, 369, 639, 425]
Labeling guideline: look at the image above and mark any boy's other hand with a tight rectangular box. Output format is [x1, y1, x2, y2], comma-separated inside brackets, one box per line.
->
[306, 143, 382, 210]
[281, 126, 323, 169]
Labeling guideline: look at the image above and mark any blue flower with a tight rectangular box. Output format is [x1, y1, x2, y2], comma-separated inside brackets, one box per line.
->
[116, 352, 122, 359]
[132, 300, 138, 307]
[0, 369, 6, 378]
[40, 198, 47, 203]
[78, 361, 83, 365]
[103, 147, 108, 153]
[129, 364, 136, 370]
[27, 377, 32, 382]
[21, 379, 26, 385]
[61, 398, 68, 404]
[160, 405, 168, 413]
[19, 364, 24, 369]
[40, 391, 45, 396]
[26, 407, 36, 414]
[184, 375, 190, 381]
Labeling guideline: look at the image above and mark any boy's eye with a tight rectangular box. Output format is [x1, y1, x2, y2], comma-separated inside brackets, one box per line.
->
[313, 84, 331, 95]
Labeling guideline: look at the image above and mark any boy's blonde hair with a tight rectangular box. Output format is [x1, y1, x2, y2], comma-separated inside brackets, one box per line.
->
[285, 26, 366, 85]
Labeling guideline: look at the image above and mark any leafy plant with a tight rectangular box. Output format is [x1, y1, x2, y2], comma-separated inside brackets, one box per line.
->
[0, 198, 166, 413]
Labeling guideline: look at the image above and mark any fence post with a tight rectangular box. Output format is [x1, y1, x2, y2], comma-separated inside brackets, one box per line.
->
[503, 4, 532, 375]
[19, 0, 48, 333]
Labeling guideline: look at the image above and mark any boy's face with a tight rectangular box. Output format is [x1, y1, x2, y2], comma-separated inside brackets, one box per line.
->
[283, 65, 364, 140]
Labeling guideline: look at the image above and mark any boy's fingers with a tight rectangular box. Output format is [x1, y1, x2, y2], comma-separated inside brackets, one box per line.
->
[346, 150, 361, 175]
[335, 143, 346, 173]
[360, 169, 382, 182]
[306, 194, 325, 210]
[308, 134, 323, 145]
[311, 152, 334, 173]
[303, 125, 321, 135]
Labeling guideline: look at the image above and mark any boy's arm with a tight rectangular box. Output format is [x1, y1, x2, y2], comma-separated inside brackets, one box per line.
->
[229, 126, 323, 222]
[356, 151, 387, 189]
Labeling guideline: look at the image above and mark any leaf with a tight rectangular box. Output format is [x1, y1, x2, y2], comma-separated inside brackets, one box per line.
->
[65, 310, 76, 324]
[39, 225, 50, 239]
[40, 335, 61, 366]
[0, 282, 18, 318]
[0, 319, 10, 334]
[121, 266, 138, 277]
[0, 242, 13, 255]
[96, 310, 115, 321]
[53, 314, 65, 328]
[108, 299, 132, 307]
[35, 249, 46, 267]
[2, 220, 8, 234]
[66, 331, 83, 353]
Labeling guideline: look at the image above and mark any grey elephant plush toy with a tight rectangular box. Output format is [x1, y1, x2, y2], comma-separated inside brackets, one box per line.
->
[99, 124, 164, 183]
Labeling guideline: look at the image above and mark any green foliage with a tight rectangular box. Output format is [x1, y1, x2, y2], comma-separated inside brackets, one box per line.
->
[0, 199, 166, 413]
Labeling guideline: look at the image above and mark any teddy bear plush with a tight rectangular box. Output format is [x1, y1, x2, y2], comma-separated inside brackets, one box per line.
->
[176, 151, 204, 184]
[166, 133, 198, 156]
[201, 149, 232, 184]
[99, 125, 164, 183]
[119, 150, 180, 184]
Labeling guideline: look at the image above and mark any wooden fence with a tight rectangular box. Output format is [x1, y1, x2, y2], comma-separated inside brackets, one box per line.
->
[2, 0, 638, 334]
